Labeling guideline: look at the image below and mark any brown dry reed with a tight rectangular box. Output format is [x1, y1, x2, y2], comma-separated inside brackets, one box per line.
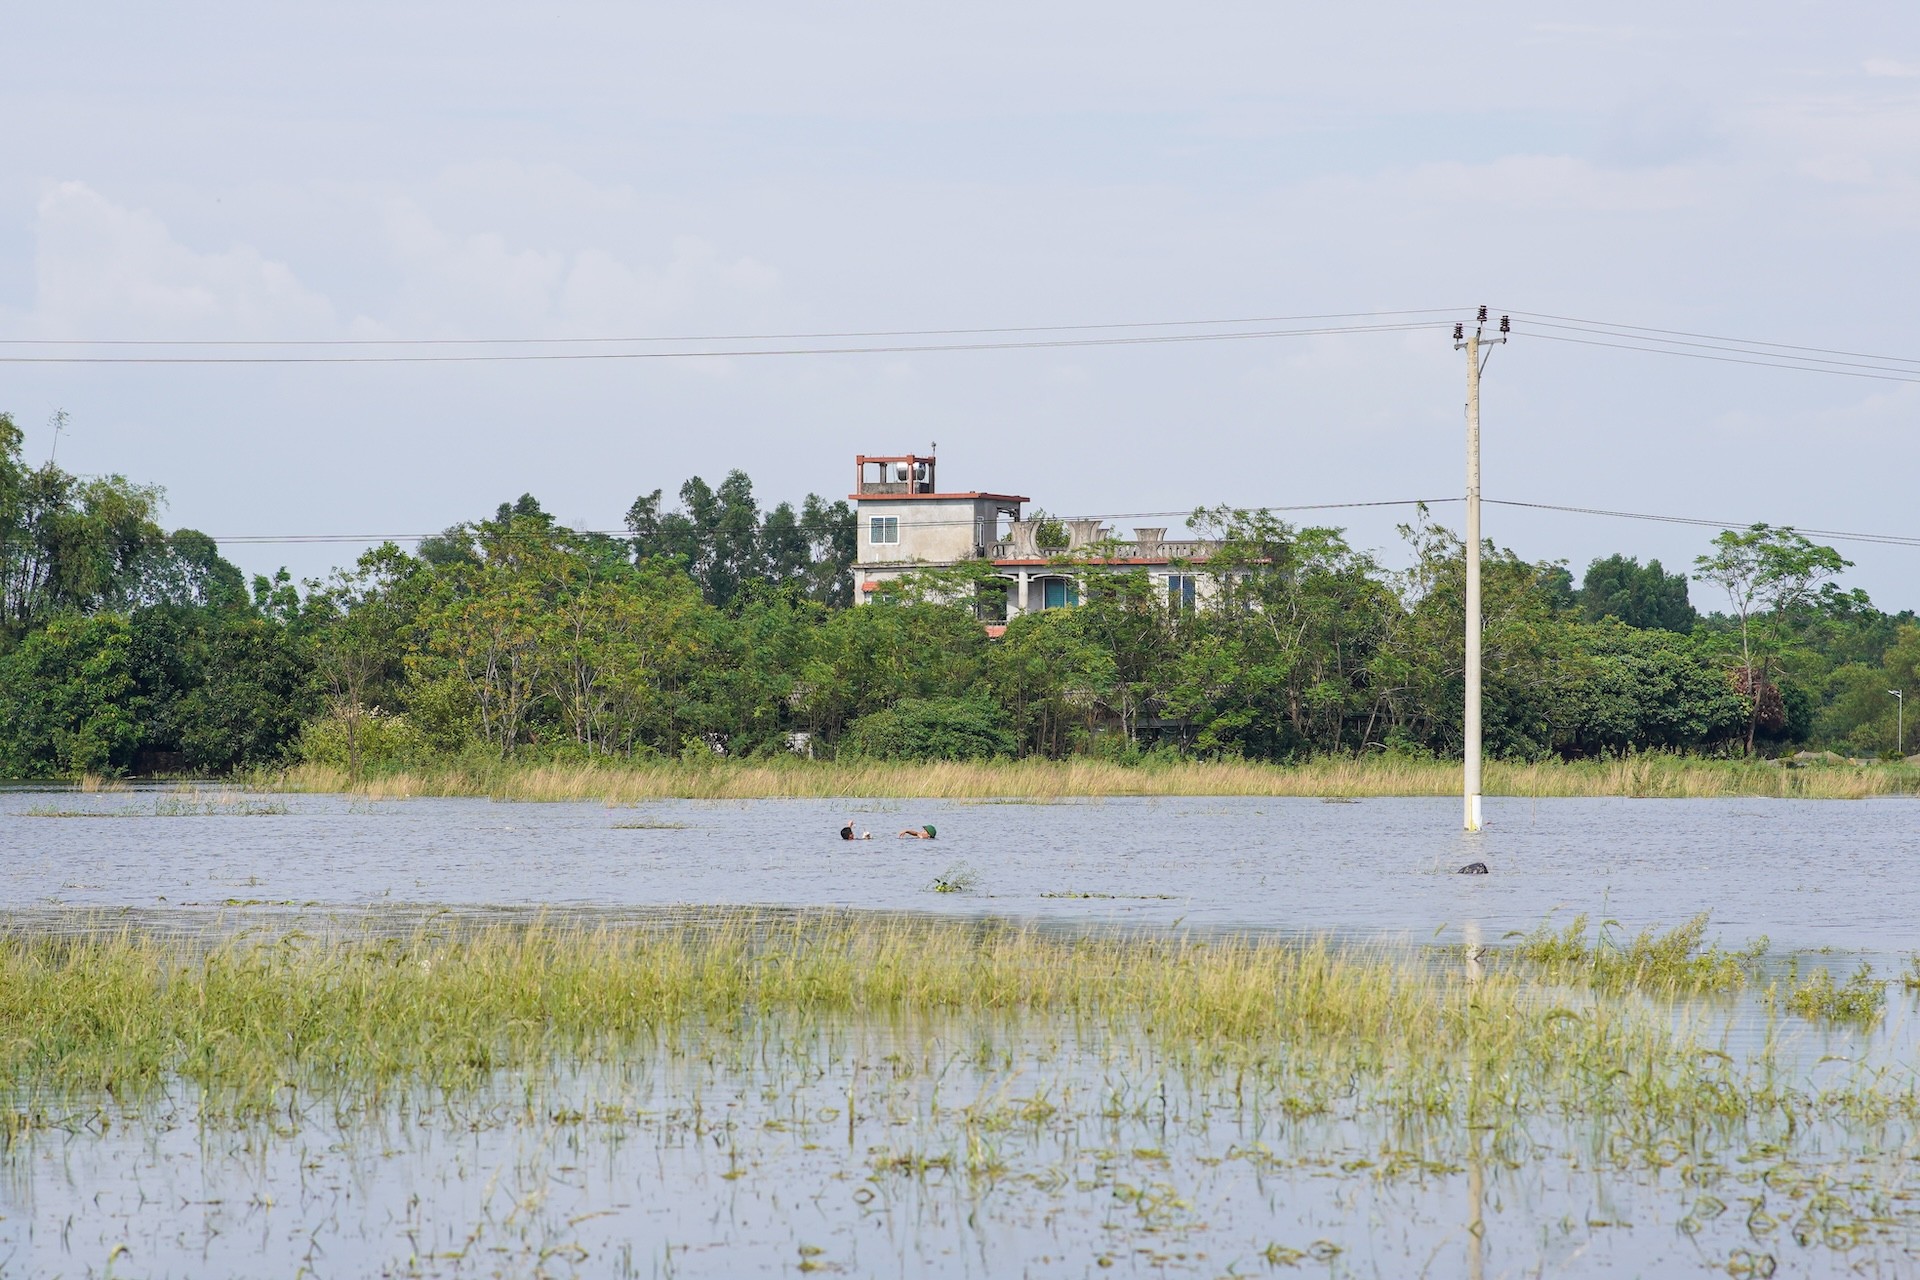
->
[262, 753, 1920, 803]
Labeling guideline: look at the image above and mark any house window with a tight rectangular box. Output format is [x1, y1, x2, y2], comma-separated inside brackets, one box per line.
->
[1041, 578, 1079, 609]
[869, 516, 899, 545]
[1167, 574, 1196, 609]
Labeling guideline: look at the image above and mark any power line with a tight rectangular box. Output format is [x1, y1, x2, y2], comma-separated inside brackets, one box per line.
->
[1485, 499, 1920, 549]
[0, 320, 1444, 365]
[1519, 330, 1920, 385]
[191, 496, 1919, 551]
[0, 307, 1463, 348]
[204, 498, 1462, 545]
[1504, 309, 1920, 368]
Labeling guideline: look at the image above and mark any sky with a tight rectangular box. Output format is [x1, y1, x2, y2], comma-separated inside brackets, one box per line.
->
[4, 3, 1918, 606]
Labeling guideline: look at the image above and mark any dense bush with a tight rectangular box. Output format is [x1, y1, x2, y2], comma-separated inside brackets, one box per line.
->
[840, 697, 1019, 761]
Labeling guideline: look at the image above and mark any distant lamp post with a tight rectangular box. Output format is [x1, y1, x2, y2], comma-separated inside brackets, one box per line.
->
[1890, 689, 1905, 756]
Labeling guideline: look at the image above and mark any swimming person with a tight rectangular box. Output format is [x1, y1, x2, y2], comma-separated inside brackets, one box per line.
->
[840, 819, 873, 841]
[897, 825, 937, 839]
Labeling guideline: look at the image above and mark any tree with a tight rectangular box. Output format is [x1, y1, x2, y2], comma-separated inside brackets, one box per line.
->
[310, 546, 413, 775]
[1579, 554, 1696, 632]
[1693, 525, 1850, 752]
[0, 412, 170, 635]
[0, 615, 140, 775]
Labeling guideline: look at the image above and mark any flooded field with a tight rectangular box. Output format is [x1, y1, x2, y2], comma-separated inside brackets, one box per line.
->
[4, 788, 1916, 950]
[2, 789, 1917, 1277]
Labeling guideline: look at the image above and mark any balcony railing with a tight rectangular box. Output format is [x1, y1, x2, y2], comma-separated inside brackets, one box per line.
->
[987, 537, 1217, 561]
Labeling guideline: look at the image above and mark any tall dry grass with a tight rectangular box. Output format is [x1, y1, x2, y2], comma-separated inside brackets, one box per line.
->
[263, 752, 1920, 802]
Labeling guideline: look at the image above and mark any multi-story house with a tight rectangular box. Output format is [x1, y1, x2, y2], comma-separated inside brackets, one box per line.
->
[851, 451, 1220, 618]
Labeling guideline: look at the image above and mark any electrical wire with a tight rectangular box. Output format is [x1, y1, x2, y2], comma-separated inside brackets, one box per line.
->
[1522, 330, 1920, 385]
[190, 496, 1919, 551]
[202, 498, 1462, 545]
[0, 320, 1445, 364]
[1503, 309, 1920, 368]
[1484, 499, 1920, 549]
[0, 308, 1464, 348]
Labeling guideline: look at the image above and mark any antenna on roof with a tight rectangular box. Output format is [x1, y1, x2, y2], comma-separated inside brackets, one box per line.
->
[930, 440, 938, 455]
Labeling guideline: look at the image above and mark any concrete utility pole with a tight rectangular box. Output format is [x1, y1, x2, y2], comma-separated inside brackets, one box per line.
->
[1453, 308, 1507, 832]
[1890, 689, 1904, 756]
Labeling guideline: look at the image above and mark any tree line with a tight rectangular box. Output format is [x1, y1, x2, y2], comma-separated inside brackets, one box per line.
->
[0, 410, 1913, 777]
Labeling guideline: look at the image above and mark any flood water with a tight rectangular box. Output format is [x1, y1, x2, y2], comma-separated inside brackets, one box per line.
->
[4, 789, 1915, 953]
[3, 788, 1918, 1279]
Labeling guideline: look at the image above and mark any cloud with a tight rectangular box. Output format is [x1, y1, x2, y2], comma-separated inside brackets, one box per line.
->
[31, 181, 338, 338]
[379, 193, 782, 337]
[1864, 58, 1920, 78]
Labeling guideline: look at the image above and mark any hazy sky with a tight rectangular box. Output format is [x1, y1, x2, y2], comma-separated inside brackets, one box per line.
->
[5, 3, 1918, 605]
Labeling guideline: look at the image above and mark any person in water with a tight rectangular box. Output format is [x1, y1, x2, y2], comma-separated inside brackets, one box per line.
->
[897, 824, 937, 839]
[840, 819, 873, 841]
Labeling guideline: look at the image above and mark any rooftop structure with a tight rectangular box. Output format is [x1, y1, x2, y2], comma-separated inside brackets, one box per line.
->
[851, 451, 1220, 616]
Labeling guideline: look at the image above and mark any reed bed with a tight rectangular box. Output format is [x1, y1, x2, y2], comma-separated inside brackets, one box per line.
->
[262, 752, 1920, 802]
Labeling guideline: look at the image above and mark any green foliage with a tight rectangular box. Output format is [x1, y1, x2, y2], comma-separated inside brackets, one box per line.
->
[1579, 554, 1696, 633]
[1513, 912, 1765, 995]
[298, 708, 431, 770]
[0, 615, 140, 775]
[1784, 964, 1885, 1027]
[841, 697, 1017, 761]
[0, 424, 1911, 777]
[627, 471, 854, 607]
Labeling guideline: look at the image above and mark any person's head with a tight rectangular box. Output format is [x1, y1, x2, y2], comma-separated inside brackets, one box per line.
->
[923, 824, 936, 839]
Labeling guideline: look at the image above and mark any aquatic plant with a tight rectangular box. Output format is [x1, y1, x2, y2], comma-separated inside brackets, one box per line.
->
[926, 862, 979, 893]
[1510, 912, 1766, 995]
[1785, 964, 1886, 1027]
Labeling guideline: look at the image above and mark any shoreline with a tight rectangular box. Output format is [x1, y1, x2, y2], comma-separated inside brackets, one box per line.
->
[237, 755, 1920, 802]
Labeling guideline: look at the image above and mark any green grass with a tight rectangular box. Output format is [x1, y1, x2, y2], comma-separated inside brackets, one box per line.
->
[0, 910, 1865, 1145]
[1510, 912, 1767, 996]
[1785, 964, 1887, 1026]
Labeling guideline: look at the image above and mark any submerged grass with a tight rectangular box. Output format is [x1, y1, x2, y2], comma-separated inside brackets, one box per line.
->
[19, 788, 290, 818]
[1511, 912, 1767, 996]
[0, 909, 1859, 1154]
[1785, 964, 1887, 1027]
[259, 753, 1920, 802]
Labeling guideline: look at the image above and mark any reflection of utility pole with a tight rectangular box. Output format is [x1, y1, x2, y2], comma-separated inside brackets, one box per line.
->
[1467, 1124, 1486, 1280]
[1891, 689, 1905, 756]
[1453, 309, 1507, 832]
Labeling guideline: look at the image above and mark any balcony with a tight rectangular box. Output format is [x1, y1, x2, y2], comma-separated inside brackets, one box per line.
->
[989, 521, 1217, 561]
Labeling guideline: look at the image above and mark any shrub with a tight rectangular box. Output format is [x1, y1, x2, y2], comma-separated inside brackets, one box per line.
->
[840, 697, 1018, 762]
[297, 709, 431, 770]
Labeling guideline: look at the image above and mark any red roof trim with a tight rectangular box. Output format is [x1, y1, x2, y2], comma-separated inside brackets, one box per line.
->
[991, 556, 1211, 567]
[849, 492, 1030, 503]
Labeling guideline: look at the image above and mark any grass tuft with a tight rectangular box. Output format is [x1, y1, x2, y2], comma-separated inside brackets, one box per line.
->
[1785, 965, 1886, 1027]
[1511, 913, 1765, 995]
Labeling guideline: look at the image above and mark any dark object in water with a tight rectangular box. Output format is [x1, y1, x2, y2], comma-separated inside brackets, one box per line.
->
[1457, 861, 1489, 875]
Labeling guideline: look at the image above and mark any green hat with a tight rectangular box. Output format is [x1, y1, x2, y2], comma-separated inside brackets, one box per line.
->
[923, 824, 936, 838]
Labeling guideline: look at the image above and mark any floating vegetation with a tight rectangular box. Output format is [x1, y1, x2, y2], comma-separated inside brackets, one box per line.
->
[1785, 964, 1887, 1026]
[926, 862, 978, 893]
[1038, 890, 1178, 900]
[607, 820, 690, 829]
[20, 790, 291, 819]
